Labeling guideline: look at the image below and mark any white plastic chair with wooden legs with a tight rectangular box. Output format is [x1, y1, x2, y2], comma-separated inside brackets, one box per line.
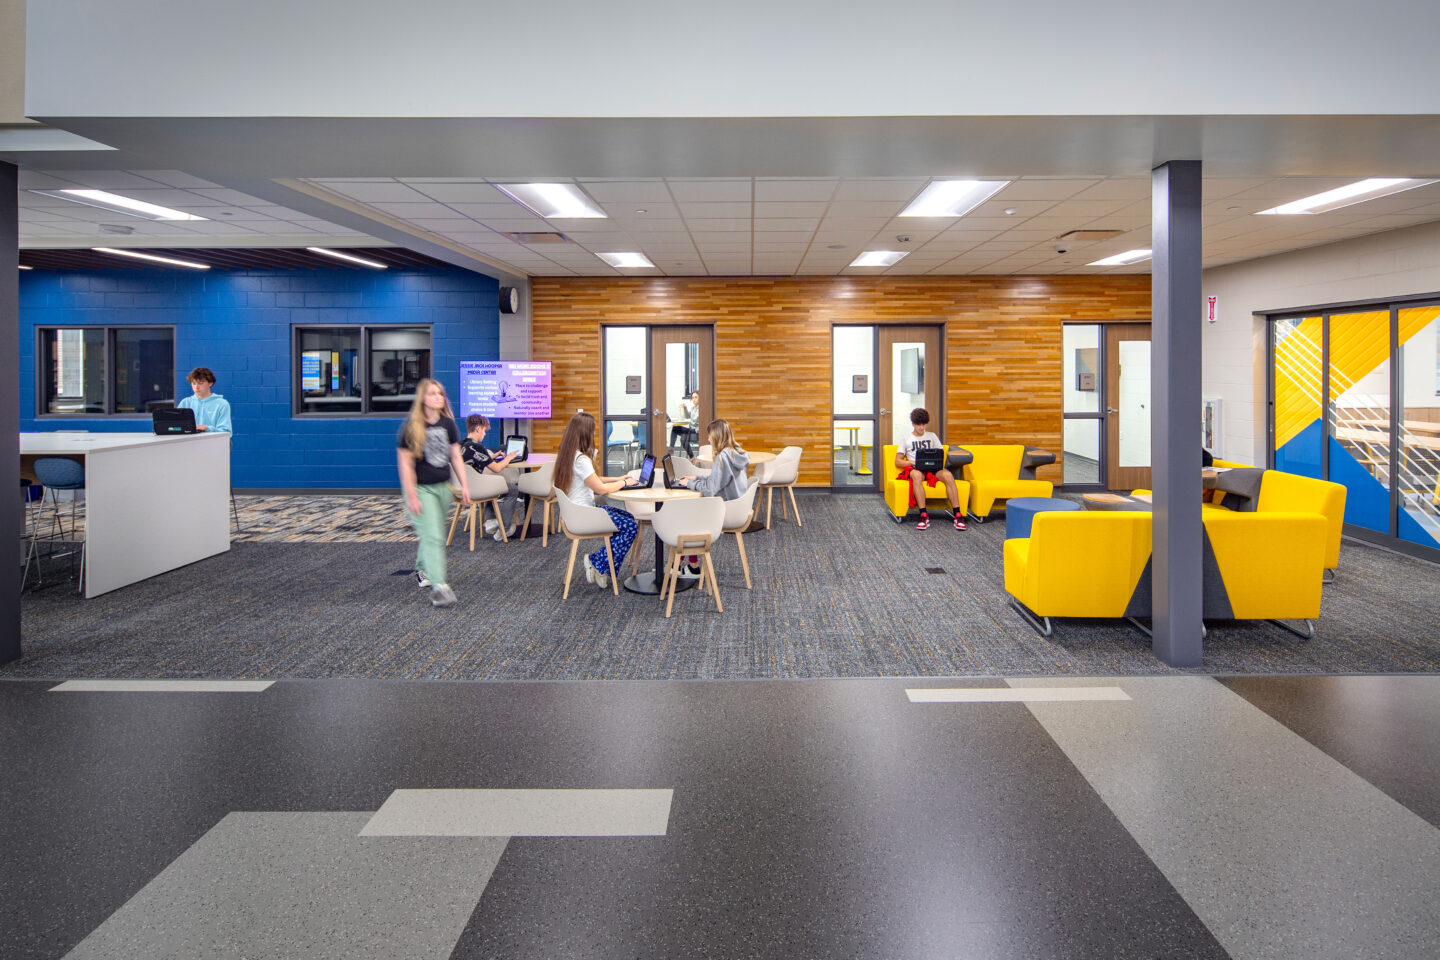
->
[446, 466, 512, 550]
[517, 460, 557, 546]
[651, 496, 725, 618]
[553, 488, 621, 599]
[755, 446, 803, 529]
[722, 485, 760, 589]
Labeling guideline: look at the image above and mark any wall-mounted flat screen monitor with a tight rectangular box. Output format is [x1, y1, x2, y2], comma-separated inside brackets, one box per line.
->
[459, 360, 553, 419]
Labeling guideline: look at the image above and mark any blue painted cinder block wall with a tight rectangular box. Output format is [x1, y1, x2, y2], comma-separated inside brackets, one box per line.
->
[18, 267, 500, 489]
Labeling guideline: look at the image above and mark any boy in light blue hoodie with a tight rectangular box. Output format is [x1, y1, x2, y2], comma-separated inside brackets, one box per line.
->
[177, 367, 233, 434]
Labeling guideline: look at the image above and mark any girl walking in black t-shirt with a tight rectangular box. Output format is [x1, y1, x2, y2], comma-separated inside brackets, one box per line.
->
[397, 378, 470, 606]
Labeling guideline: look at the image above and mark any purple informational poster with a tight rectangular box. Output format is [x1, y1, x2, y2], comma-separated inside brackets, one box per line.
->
[459, 361, 553, 419]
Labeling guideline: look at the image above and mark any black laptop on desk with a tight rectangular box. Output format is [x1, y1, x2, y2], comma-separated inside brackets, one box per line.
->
[152, 407, 196, 435]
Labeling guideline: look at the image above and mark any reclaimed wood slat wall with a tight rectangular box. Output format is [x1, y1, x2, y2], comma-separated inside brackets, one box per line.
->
[532, 276, 1151, 486]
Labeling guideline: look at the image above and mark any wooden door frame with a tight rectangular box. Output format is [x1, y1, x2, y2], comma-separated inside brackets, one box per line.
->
[1105, 323, 1152, 491]
[877, 325, 945, 464]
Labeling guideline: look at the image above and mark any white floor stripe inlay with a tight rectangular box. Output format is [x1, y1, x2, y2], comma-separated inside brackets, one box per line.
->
[361, 788, 674, 837]
[49, 680, 275, 693]
[906, 686, 1131, 703]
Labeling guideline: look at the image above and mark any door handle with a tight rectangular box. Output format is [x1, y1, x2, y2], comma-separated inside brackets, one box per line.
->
[879, 408, 890, 415]
[1106, 407, 1118, 414]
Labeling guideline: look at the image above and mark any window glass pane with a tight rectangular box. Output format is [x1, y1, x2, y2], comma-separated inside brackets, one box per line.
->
[41, 328, 106, 414]
[1328, 310, 1390, 533]
[1063, 419, 1101, 484]
[1063, 325, 1101, 414]
[1117, 340, 1150, 468]
[1272, 316, 1323, 478]
[831, 419, 875, 486]
[297, 327, 362, 414]
[889, 341, 925, 447]
[112, 328, 175, 414]
[604, 327, 646, 417]
[368, 327, 431, 413]
[833, 326, 874, 415]
[602, 418, 646, 474]
[1397, 306, 1440, 548]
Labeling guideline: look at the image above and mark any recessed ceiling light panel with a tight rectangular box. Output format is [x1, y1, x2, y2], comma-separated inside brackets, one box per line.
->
[596, 251, 655, 268]
[31, 189, 208, 221]
[849, 250, 908, 267]
[1255, 178, 1438, 215]
[496, 183, 608, 219]
[1088, 249, 1152, 267]
[899, 180, 1010, 218]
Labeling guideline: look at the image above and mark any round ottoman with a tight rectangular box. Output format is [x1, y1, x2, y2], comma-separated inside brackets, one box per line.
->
[1005, 496, 1081, 539]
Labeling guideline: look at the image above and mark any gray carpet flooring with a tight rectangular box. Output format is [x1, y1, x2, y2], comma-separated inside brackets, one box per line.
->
[9, 494, 1440, 681]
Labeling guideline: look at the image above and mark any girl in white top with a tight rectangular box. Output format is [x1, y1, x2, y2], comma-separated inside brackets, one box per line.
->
[552, 411, 640, 588]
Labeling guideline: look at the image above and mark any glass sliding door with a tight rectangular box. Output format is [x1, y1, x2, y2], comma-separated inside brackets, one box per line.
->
[832, 326, 876, 487]
[1271, 316, 1324, 478]
[1397, 305, 1440, 549]
[1327, 310, 1391, 533]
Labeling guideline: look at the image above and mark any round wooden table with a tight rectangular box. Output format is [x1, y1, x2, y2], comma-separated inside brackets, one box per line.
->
[609, 487, 702, 596]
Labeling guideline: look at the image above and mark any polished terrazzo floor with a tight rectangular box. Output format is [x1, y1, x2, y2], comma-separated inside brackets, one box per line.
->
[3, 674, 1439, 959]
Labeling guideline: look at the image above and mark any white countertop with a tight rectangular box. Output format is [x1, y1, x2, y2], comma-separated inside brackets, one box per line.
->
[21, 431, 232, 455]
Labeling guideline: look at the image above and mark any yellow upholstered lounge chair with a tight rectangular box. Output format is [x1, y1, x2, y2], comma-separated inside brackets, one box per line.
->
[959, 444, 1052, 521]
[880, 444, 969, 521]
[1004, 511, 1153, 637]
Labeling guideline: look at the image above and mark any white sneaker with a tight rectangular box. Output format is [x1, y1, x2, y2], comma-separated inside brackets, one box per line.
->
[492, 524, 517, 542]
[679, 562, 701, 580]
[414, 569, 431, 589]
[583, 556, 597, 584]
[593, 563, 610, 589]
[483, 518, 499, 534]
[430, 584, 457, 607]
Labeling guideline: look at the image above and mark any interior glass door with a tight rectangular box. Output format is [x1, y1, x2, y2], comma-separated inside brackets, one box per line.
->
[1327, 310, 1391, 533]
[648, 326, 714, 465]
[832, 325, 876, 487]
[1397, 305, 1440, 549]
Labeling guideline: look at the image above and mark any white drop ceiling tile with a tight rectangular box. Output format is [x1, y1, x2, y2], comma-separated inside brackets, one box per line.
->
[953, 217, 1024, 232]
[176, 220, 265, 236]
[667, 180, 752, 202]
[969, 200, 1055, 219]
[577, 181, 674, 203]
[609, 204, 682, 220]
[1041, 199, 1135, 220]
[996, 179, 1096, 201]
[826, 200, 906, 218]
[834, 179, 927, 201]
[753, 242, 810, 252]
[19, 170, 82, 190]
[307, 180, 429, 203]
[405, 181, 508, 203]
[814, 215, 890, 228]
[1068, 179, 1150, 201]
[685, 219, 751, 233]
[939, 228, 1005, 242]
[754, 201, 829, 218]
[20, 221, 84, 235]
[755, 180, 838, 202]
[367, 202, 469, 220]
[751, 232, 813, 244]
[695, 244, 754, 254]
[185, 187, 272, 206]
[679, 201, 753, 219]
[55, 170, 173, 190]
[999, 229, 1063, 242]
[1201, 178, 1273, 201]
[1228, 178, 1358, 202]
[440, 202, 523, 219]
[626, 228, 694, 240]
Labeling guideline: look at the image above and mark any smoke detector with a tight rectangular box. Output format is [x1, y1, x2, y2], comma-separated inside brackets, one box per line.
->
[99, 223, 135, 235]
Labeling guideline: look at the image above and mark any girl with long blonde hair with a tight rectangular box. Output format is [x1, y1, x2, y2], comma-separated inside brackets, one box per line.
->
[553, 411, 640, 590]
[397, 378, 470, 606]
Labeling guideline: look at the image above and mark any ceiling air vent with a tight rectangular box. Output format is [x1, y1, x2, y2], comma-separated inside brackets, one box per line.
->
[502, 232, 571, 244]
[1054, 229, 1124, 243]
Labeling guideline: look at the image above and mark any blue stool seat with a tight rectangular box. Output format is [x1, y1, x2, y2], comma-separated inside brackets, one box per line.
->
[1005, 496, 1080, 539]
[34, 457, 86, 490]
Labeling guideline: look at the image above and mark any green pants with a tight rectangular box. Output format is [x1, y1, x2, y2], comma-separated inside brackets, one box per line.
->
[406, 482, 452, 587]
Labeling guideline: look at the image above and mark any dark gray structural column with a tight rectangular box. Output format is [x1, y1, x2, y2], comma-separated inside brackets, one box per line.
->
[1150, 160, 1204, 667]
[1, 161, 20, 664]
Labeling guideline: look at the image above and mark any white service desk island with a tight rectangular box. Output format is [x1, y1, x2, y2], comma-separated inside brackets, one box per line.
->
[21, 431, 231, 598]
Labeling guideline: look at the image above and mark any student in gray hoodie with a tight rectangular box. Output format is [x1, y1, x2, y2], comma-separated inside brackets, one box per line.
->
[677, 419, 750, 576]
